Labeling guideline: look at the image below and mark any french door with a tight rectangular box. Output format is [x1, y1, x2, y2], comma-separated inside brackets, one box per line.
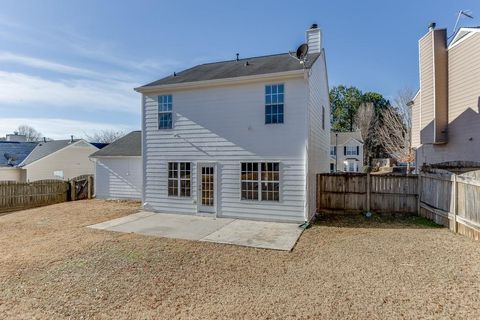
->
[197, 163, 216, 214]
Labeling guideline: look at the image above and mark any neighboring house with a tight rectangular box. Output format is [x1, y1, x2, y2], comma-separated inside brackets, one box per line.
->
[19, 138, 100, 181]
[411, 24, 480, 169]
[0, 140, 37, 182]
[330, 131, 364, 172]
[90, 131, 142, 200]
[134, 24, 331, 223]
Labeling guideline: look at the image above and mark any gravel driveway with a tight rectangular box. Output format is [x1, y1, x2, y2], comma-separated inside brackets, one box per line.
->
[0, 200, 479, 319]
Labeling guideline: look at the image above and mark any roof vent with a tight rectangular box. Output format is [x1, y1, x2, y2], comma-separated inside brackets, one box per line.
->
[310, 23, 318, 29]
[429, 22, 436, 31]
[244, 61, 249, 67]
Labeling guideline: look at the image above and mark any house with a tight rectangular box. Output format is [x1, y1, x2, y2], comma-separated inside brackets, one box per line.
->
[134, 24, 331, 223]
[0, 139, 37, 182]
[19, 138, 100, 181]
[330, 131, 364, 172]
[90, 131, 142, 200]
[410, 24, 480, 170]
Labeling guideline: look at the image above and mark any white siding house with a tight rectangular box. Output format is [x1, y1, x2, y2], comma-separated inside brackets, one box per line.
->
[330, 131, 364, 172]
[135, 25, 330, 223]
[90, 131, 142, 200]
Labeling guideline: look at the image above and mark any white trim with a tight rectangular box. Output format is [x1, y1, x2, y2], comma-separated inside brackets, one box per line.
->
[134, 70, 305, 93]
[197, 162, 217, 215]
[448, 28, 480, 49]
[90, 155, 141, 159]
[20, 139, 98, 168]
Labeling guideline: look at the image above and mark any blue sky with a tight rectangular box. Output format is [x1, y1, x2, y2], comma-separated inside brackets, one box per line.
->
[0, 0, 478, 139]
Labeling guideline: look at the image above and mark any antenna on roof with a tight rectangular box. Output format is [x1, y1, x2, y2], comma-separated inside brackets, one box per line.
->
[450, 10, 474, 38]
[288, 43, 309, 66]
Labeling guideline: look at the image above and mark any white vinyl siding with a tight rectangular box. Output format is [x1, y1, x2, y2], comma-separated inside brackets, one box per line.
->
[95, 158, 142, 200]
[142, 77, 309, 223]
[306, 52, 331, 220]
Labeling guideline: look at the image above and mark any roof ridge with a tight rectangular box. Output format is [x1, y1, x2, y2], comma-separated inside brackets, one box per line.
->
[198, 52, 292, 66]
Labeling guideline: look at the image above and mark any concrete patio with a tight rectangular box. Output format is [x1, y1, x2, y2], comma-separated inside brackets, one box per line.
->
[88, 211, 304, 251]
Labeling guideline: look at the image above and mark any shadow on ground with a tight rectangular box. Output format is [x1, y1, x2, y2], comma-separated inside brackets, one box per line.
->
[314, 213, 444, 229]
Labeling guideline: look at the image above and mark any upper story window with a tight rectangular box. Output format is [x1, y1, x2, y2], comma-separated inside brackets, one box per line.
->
[344, 146, 359, 156]
[265, 84, 284, 124]
[330, 146, 336, 156]
[158, 95, 173, 129]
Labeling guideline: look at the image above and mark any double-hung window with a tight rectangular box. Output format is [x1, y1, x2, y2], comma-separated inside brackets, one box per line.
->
[158, 95, 173, 129]
[330, 146, 336, 156]
[168, 162, 191, 197]
[241, 162, 280, 201]
[345, 146, 359, 156]
[265, 84, 284, 124]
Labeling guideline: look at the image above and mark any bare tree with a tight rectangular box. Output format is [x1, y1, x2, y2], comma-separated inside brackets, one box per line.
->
[376, 88, 415, 172]
[85, 129, 126, 143]
[17, 125, 42, 142]
[354, 102, 375, 165]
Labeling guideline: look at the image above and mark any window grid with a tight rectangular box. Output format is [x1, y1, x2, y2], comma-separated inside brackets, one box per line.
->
[201, 166, 214, 206]
[158, 95, 173, 129]
[241, 162, 279, 201]
[168, 162, 191, 197]
[345, 146, 358, 156]
[241, 162, 259, 200]
[330, 146, 336, 156]
[265, 84, 284, 124]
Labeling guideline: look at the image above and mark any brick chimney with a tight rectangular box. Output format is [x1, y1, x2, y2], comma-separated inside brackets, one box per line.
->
[306, 23, 322, 54]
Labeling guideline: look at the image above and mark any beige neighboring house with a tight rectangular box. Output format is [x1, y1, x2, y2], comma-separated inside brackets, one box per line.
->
[330, 131, 364, 172]
[411, 24, 480, 169]
[19, 139, 99, 182]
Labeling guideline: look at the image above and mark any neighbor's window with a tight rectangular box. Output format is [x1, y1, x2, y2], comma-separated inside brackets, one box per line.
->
[330, 146, 336, 156]
[158, 95, 173, 129]
[168, 162, 191, 197]
[241, 162, 279, 201]
[265, 84, 284, 124]
[345, 146, 358, 156]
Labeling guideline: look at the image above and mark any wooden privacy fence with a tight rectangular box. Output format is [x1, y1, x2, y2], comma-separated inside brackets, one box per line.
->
[419, 170, 480, 240]
[0, 175, 94, 214]
[317, 173, 418, 215]
[317, 171, 480, 241]
[0, 180, 68, 214]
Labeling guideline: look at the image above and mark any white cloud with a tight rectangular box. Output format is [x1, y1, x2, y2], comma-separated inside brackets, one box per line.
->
[0, 70, 139, 114]
[0, 118, 136, 140]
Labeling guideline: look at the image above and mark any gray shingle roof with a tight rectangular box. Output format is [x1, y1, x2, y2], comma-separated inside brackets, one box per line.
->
[330, 131, 363, 145]
[139, 52, 321, 88]
[20, 139, 87, 166]
[0, 141, 38, 167]
[90, 131, 141, 157]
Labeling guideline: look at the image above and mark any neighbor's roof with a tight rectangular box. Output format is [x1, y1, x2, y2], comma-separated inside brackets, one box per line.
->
[137, 52, 322, 89]
[20, 139, 94, 166]
[331, 131, 363, 145]
[0, 141, 38, 167]
[90, 131, 141, 157]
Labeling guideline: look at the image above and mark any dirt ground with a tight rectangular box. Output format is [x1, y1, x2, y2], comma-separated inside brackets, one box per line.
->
[0, 200, 479, 319]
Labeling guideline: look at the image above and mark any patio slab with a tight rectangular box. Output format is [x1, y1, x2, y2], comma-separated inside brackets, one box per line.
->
[88, 211, 303, 250]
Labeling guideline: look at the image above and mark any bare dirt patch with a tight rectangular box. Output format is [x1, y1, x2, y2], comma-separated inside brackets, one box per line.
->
[0, 201, 479, 319]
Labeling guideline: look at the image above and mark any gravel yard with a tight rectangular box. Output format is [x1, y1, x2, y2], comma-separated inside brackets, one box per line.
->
[0, 200, 479, 319]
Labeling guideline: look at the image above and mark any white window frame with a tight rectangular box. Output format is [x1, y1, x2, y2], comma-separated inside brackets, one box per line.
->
[265, 84, 285, 124]
[345, 146, 358, 156]
[240, 162, 280, 202]
[167, 162, 191, 197]
[158, 95, 173, 129]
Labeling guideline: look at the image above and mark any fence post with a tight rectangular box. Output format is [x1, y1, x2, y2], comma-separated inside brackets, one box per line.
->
[70, 179, 76, 201]
[452, 174, 457, 233]
[366, 173, 371, 212]
[87, 176, 93, 199]
[417, 173, 422, 216]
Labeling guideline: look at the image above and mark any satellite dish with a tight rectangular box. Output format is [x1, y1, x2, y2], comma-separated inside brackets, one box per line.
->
[296, 43, 309, 60]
